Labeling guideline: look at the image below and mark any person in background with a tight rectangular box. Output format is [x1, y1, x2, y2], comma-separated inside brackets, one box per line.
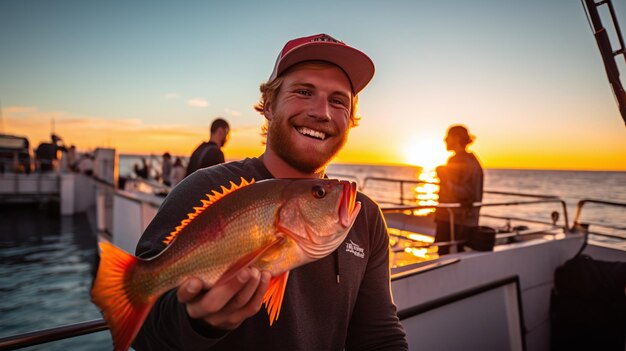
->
[134, 158, 149, 179]
[161, 152, 173, 186]
[67, 145, 78, 172]
[185, 118, 230, 176]
[133, 33, 408, 350]
[76, 153, 94, 176]
[35, 143, 57, 172]
[35, 133, 66, 172]
[169, 157, 186, 187]
[435, 124, 484, 255]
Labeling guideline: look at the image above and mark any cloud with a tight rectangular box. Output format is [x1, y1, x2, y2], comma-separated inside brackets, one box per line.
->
[2, 106, 205, 154]
[3, 106, 267, 158]
[5, 106, 38, 114]
[223, 108, 241, 116]
[164, 93, 180, 99]
[187, 98, 209, 107]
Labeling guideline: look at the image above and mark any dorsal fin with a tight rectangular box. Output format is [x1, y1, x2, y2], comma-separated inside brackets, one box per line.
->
[162, 177, 255, 245]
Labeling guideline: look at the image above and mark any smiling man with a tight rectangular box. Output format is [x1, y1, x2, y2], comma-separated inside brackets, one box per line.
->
[133, 33, 408, 350]
[259, 61, 352, 176]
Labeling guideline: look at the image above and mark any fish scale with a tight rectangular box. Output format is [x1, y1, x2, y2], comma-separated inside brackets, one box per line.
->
[136, 202, 279, 295]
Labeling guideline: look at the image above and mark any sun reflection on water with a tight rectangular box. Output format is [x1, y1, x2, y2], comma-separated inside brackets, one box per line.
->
[388, 168, 444, 267]
[412, 168, 440, 216]
[389, 227, 439, 267]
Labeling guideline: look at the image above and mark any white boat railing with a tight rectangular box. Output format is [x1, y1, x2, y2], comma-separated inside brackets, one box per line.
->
[374, 176, 626, 259]
[333, 175, 572, 231]
[93, 175, 164, 254]
[573, 199, 626, 237]
[2, 186, 623, 350]
[333, 175, 575, 258]
[0, 259, 467, 350]
[0, 172, 61, 203]
[383, 197, 570, 259]
[0, 319, 108, 350]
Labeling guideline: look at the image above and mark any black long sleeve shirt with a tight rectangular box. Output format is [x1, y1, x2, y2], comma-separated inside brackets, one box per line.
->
[133, 157, 408, 350]
[435, 151, 484, 226]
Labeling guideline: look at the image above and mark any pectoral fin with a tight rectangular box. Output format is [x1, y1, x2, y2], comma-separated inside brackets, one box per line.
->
[263, 271, 289, 326]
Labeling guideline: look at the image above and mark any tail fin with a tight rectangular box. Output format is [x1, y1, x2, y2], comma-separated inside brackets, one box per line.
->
[91, 242, 155, 351]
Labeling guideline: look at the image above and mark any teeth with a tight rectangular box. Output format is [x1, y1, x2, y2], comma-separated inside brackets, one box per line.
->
[297, 127, 326, 140]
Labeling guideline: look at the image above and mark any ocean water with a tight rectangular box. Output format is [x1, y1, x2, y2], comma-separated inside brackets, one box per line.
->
[0, 203, 111, 350]
[1, 161, 624, 349]
[119, 153, 175, 181]
[120, 152, 626, 235]
[326, 164, 626, 238]
[481, 169, 626, 238]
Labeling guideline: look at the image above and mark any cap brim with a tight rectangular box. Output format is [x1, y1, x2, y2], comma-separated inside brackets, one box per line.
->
[271, 42, 375, 94]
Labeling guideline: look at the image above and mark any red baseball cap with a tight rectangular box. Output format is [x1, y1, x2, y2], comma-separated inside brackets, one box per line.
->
[268, 33, 375, 94]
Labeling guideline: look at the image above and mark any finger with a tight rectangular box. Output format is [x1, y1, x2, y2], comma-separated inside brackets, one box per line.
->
[189, 268, 253, 317]
[227, 268, 261, 309]
[205, 271, 272, 330]
[246, 270, 271, 310]
[177, 277, 204, 304]
[230, 270, 271, 317]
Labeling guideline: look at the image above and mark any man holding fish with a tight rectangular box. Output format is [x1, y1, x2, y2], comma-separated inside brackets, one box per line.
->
[92, 33, 408, 350]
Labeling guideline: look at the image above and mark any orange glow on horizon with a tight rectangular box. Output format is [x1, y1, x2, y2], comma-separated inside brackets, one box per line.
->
[4, 111, 626, 171]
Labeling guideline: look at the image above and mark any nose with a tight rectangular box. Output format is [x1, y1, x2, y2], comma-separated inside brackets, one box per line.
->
[307, 95, 332, 122]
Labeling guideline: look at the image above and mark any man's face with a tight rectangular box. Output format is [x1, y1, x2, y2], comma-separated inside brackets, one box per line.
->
[445, 133, 461, 151]
[220, 128, 230, 147]
[265, 63, 353, 174]
[444, 134, 453, 151]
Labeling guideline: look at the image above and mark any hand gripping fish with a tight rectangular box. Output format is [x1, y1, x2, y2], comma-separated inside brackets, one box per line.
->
[90, 177, 361, 351]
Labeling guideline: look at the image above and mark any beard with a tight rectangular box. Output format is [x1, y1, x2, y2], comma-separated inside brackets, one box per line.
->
[266, 116, 349, 174]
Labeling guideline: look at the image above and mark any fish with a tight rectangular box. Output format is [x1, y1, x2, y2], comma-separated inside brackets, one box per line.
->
[90, 177, 361, 351]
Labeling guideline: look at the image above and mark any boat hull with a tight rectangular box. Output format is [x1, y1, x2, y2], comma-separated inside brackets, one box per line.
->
[391, 233, 586, 351]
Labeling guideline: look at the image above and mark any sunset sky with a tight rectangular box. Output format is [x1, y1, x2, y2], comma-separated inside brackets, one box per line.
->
[1, 0, 625, 171]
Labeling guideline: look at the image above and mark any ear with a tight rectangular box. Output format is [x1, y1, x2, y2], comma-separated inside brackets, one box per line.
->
[264, 101, 273, 120]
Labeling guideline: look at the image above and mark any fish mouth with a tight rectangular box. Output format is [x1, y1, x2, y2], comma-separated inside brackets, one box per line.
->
[339, 181, 360, 227]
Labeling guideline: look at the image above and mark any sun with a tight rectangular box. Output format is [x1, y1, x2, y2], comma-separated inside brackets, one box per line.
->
[404, 137, 450, 170]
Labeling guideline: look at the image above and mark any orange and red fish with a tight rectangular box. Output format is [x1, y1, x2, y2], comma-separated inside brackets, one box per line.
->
[90, 177, 361, 351]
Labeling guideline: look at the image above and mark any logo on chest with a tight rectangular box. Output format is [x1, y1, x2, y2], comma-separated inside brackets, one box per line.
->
[345, 240, 365, 258]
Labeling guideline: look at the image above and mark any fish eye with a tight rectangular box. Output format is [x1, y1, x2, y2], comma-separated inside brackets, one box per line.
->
[312, 185, 326, 198]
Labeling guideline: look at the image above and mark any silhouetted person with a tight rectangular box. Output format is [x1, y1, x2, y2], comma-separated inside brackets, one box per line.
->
[134, 158, 149, 179]
[185, 118, 230, 176]
[169, 157, 185, 187]
[35, 143, 56, 172]
[67, 145, 78, 171]
[161, 152, 172, 186]
[36, 134, 68, 172]
[76, 153, 94, 176]
[435, 124, 484, 255]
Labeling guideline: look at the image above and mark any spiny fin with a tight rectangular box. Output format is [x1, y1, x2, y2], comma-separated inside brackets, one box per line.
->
[263, 271, 289, 326]
[162, 177, 255, 245]
[213, 236, 286, 287]
[91, 241, 156, 351]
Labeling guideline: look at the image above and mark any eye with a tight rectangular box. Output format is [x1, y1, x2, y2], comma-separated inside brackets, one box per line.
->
[330, 97, 347, 106]
[312, 185, 326, 198]
[296, 89, 311, 96]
